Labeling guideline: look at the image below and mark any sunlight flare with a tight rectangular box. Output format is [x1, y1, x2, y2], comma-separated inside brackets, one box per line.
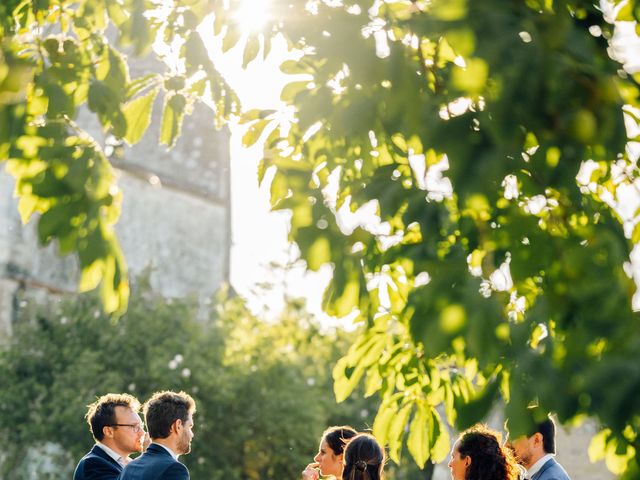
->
[233, 0, 271, 33]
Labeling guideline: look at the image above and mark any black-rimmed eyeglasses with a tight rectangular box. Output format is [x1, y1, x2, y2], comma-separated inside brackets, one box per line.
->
[110, 423, 145, 433]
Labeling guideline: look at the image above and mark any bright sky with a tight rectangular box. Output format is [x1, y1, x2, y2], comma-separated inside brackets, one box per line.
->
[202, 22, 338, 323]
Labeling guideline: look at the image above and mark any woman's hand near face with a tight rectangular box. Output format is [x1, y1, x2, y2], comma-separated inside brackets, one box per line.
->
[302, 462, 320, 480]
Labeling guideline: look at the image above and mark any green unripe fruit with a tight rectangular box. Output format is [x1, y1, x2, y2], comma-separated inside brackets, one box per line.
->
[164, 76, 186, 91]
[568, 109, 597, 144]
[168, 93, 186, 110]
[599, 77, 621, 104]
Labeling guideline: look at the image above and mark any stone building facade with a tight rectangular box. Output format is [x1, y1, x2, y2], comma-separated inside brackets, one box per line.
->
[0, 97, 231, 340]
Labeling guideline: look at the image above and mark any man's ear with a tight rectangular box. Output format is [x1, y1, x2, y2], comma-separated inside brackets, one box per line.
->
[533, 432, 544, 449]
[171, 418, 183, 434]
[103, 425, 114, 439]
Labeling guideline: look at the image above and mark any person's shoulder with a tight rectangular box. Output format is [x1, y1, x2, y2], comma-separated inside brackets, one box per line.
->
[540, 458, 571, 480]
[121, 449, 177, 472]
[161, 460, 189, 480]
[73, 452, 121, 480]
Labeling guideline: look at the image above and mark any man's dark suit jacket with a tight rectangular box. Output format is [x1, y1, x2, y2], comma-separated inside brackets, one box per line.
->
[73, 445, 123, 480]
[118, 443, 189, 480]
[532, 457, 571, 480]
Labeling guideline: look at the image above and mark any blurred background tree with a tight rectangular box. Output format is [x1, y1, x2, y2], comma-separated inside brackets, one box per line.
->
[0, 276, 385, 480]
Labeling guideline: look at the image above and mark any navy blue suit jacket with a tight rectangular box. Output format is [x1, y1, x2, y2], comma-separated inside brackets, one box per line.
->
[74, 445, 123, 480]
[118, 443, 189, 480]
[532, 457, 571, 480]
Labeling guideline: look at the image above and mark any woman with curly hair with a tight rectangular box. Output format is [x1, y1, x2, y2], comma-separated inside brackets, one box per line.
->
[448, 424, 520, 480]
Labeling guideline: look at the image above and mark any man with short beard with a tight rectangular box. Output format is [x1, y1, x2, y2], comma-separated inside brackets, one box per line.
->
[74, 393, 146, 480]
[120, 391, 196, 480]
[510, 417, 571, 480]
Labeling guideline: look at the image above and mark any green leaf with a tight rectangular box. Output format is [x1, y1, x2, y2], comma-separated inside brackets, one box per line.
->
[451, 58, 488, 94]
[222, 26, 241, 52]
[257, 157, 267, 184]
[242, 35, 260, 68]
[306, 236, 331, 270]
[270, 169, 289, 206]
[17, 194, 45, 224]
[160, 93, 186, 148]
[407, 403, 430, 468]
[79, 258, 104, 292]
[123, 87, 158, 145]
[88, 80, 126, 135]
[106, 1, 127, 26]
[632, 222, 640, 244]
[263, 35, 272, 60]
[126, 73, 162, 99]
[372, 399, 397, 446]
[280, 81, 310, 102]
[242, 118, 270, 147]
[183, 32, 212, 74]
[332, 356, 366, 402]
[100, 250, 129, 316]
[213, 12, 224, 35]
[42, 81, 74, 118]
[364, 367, 383, 397]
[616, 1, 634, 21]
[588, 428, 610, 463]
[605, 437, 634, 475]
[280, 60, 312, 75]
[431, 0, 467, 20]
[388, 403, 413, 462]
[103, 47, 129, 101]
[454, 376, 500, 430]
[37, 204, 71, 244]
[334, 277, 360, 317]
[430, 410, 450, 462]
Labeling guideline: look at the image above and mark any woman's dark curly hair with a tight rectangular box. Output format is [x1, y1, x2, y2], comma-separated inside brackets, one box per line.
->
[457, 425, 519, 480]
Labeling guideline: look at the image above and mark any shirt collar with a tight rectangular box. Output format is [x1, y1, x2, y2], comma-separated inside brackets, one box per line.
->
[152, 442, 179, 460]
[96, 442, 129, 467]
[527, 453, 554, 479]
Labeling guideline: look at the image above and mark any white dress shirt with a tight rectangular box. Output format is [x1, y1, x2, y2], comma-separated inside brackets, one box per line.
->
[96, 442, 130, 468]
[526, 453, 554, 479]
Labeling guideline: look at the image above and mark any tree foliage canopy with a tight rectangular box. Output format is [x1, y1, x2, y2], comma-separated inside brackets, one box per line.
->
[2, 0, 640, 477]
[254, 0, 640, 475]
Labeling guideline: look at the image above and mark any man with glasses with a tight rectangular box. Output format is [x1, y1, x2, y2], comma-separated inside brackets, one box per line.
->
[74, 393, 146, 480]
[120, 390, 196, 480]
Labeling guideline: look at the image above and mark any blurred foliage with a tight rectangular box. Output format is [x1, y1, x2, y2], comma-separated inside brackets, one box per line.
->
[239, 0, 640, 477]
[0, 278, 385, 480]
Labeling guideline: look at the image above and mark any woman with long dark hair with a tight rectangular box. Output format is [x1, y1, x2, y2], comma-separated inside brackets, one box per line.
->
[342, 433, 385, 480]
[302, 426, 359, 480]
[448, 424, 520, 480]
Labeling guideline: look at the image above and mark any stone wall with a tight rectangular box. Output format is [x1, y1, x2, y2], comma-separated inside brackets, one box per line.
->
[0, 96, 231, 340]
